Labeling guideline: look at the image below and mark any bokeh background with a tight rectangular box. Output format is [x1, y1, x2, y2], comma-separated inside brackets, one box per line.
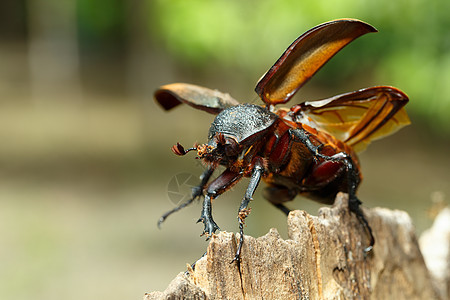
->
[1, 1, 449, 299]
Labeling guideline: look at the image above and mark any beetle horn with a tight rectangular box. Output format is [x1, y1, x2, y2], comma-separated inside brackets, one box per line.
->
[171, 143, 197, 156]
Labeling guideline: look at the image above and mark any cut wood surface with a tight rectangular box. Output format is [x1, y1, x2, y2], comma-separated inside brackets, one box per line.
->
[145, 193, 441, 300]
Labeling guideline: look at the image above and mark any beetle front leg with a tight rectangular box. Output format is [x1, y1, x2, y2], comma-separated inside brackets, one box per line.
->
[232, 164, 264, 264]
[157, 167, 214, 228]
[197, 169, 243, 239]
[197, 194, 220, 239]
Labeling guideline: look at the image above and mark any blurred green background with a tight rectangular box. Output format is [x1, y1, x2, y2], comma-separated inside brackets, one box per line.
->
[0, 0, 449, 299]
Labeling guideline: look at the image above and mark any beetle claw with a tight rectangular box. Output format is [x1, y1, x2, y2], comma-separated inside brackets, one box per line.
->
[197, 215, 220, 238]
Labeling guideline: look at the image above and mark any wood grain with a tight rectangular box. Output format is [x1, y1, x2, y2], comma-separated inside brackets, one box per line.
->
[146, 193, 441, 300]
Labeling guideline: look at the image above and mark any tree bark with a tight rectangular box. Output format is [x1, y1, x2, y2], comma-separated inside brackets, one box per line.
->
[145, 193, 441, 299]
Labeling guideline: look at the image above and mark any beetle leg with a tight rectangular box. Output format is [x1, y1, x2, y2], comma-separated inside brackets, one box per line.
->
[263, 184, 296, 216]
[197, 169, 243, 240]
[316, 152, 374, 252]
[157, 167, 214, 228]
[231, 164, 264, 264]
[331, 153, 374, 253]
[197, 194, 220, 240]
[185, 251, 207, 276]
[273, 203, 291, 215]
[289, 128, 374, 252]
[342, 154, 375, 253]
[288, 128, 322, 156]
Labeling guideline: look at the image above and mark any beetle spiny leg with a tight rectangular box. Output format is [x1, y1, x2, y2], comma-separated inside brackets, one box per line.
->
[158, 168, 214, 229]
[349, 195, 375, 253]
[198, 194, 220, 240]
[157, 195, 198, 228]
[275, 203, 291, 216]
[339, 154, 374, 253]
[231, 221, 244, 266]
[231, 165, 263, 265]
[291, 127, 374, 253]
[185, 251, 207, 276]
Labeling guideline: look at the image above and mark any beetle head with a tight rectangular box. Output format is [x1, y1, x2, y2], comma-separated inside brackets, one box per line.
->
[171, 133, 240, 166]
[172, 104, 277, 166]
[202, 133, 240, 163]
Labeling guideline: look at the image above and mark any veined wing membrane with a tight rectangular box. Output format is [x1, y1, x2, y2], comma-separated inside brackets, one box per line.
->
[300, 86, 410, 152]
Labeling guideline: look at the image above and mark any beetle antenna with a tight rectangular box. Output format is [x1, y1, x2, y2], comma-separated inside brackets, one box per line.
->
[171, 143, 197, 156]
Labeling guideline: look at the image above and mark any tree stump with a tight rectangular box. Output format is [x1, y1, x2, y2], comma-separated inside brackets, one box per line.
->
[420, 207, 450, 299]
[145, 193, 441, 299]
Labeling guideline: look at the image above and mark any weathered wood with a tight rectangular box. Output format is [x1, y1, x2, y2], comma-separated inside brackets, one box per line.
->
[419, 207, 450, 300]
[146, 193, 440, 299]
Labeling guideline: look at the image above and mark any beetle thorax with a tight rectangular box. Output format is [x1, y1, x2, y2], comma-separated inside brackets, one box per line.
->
[208, 104, 277, 144]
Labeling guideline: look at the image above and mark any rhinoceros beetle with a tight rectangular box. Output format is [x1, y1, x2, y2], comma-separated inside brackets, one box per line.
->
[154, 19, 410, 263]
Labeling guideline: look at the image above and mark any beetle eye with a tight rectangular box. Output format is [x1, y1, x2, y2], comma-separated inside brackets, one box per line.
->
[216, 133, 226, 145]
[225, 139, 239, 157]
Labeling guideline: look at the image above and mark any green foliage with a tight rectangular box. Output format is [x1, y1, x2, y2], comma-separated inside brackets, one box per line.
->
[77, 0, 125, 41]
[148, 0, 450, 134]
